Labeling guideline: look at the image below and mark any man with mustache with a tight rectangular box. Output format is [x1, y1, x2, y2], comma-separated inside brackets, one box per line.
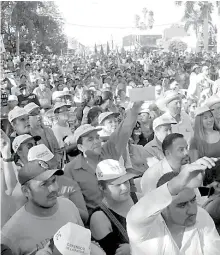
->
[1, 160, 84, 255]
[141, 133, 191, 195]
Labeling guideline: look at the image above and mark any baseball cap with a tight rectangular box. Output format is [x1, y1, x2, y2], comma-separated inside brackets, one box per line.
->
[195, 105, 214, 117]
[73, 124, 102, 144]
[12, 134, 41, 153]
[53, 102, 71, 114]
[24, 102, 39, 114]
[8, 107, 28, 123]
[18, 160, 63, 185]
[153, 116, 177, 131]
[205, 96, 220, 108]
[98, 112, 120, 124]
[139, 102, 151, 114]
[28, 144, 54, 162]
[8, 95, 18, 102]
[52, 222, 91, 255]
[96, 159, 136, 185]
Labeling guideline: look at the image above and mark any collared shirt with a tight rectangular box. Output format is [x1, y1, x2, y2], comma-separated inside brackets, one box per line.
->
[162, 111, 194, 143]
[127, 183, 220, 255]
[141, 158, 172, 194]
[144, 136, 164, 166]
[64, 107, 138, 213]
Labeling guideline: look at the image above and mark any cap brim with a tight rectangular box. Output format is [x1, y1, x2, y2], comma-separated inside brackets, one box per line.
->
[195, 108, 214, 117]
[100, 112, 120, 123]
[81, 127, 102, 138]
[34, 169, 64, 182]
[110, 172, 137, 185]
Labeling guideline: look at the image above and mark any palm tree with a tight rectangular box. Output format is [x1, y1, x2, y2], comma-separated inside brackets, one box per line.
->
[134, 14, 140, 28]
[142, 8, 148, 24]
[175, 1, 214, 51]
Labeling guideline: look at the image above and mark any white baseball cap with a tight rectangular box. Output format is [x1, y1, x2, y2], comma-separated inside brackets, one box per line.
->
[96, 159, 136, 185]
[12, 134, 41, 153]
[98, 112, 120, 124]
[73, 124, 102, 144]
[52, 222, 91, 255]
[24, 102, 39, 114]
[153, 116, 177, 131]
[139, 102, 151, 114]
[8, 95, 18, 102]
[28, 144, 54, 162]
[8, 107, 28, 123]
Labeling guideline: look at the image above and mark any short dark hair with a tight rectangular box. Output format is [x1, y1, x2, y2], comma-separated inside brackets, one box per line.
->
[157, 172, 179, 188]
[162, 133, 184, 156]
[87, 107, 102, 124]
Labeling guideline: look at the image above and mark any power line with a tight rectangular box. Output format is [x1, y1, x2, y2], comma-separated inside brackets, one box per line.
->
[63, 22, 175, 29]
[53, 17, 176, 29]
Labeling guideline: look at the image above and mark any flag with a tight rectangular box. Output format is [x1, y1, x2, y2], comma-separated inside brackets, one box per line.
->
[0, 34, 6, 53]
[100, 45, 104, 56]
[116, 47, 121, 66]
[107, 42, 110, 55]
[94, 44, 98, 54]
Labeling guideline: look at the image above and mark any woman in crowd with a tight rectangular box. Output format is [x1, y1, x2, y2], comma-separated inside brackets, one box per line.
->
[189, 105, 220, 162]
[89, 159, 134, 255]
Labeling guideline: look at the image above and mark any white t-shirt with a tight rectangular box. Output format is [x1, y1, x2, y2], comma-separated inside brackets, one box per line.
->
[1, 197, 83, 255]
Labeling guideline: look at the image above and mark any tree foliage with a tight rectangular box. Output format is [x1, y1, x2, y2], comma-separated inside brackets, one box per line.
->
[1, 1, 67, 54]
[168, 39, 187, 53]
[134, 7, 154, 30]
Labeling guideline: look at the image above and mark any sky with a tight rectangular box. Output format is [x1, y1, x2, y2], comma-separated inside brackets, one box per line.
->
[55, 0, 218, 47]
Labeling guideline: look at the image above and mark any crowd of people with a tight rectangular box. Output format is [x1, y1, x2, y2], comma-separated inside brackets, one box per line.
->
[1, 48, 220, 255]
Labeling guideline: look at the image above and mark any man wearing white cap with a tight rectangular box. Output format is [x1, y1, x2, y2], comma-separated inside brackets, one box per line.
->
[7, 95, 18, 111]
[205, 95, 220, 131]
[24, 102, 61, 161]
[138, 102, 154, 146]
[98, 112, 120, 139]
[159, 90, 193, 143]
[1, 160, 84, 255]
[8, 107, 31, 144]
[144, 116, 177, 167]
[52, 102, 73, 149]
[64, 102, 143, 214]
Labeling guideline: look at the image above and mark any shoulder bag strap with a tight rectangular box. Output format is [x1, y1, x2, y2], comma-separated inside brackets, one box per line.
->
[100, 203, 129, 243]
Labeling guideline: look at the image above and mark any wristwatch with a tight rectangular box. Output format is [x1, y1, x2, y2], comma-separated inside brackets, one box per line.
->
[2, 157, 14, 162]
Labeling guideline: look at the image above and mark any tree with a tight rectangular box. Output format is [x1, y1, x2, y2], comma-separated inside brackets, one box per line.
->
[1, 1, 67, 54]
[134, 14, 140, 28]
[175, 1, 214, 51]
[134, 7, 154, 30]
[168, 39, 187, 53]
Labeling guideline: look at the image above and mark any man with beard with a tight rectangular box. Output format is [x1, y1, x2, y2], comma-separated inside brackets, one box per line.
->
[141, 133, 191, 195]
[1, 160, 84, 255]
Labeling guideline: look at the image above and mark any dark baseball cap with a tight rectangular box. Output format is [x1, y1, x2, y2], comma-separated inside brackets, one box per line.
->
[18, 160, 64, 185]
